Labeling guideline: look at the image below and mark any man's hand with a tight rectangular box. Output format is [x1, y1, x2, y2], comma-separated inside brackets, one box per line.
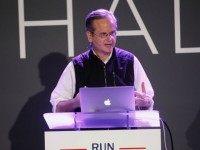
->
[134, 82, 154, 109]
[56, 93, 80, 112]
[74, 93, 80, 108]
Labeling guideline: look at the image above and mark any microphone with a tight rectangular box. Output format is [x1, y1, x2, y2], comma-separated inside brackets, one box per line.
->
[112, 71, 116, 86]
[112, 71, 126, 86]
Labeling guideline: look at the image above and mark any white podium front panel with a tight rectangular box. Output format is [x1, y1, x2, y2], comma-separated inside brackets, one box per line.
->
[45, 129, 161, 150]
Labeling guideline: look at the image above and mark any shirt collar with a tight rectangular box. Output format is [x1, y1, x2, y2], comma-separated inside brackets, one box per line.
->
[92, 50, 113, 64]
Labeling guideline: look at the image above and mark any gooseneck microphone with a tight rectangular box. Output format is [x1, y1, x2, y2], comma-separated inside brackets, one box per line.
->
[103, 65, 107, 86]
[112, 71, 116, 86]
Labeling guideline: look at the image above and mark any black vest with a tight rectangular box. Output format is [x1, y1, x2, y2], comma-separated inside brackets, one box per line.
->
[72, 47, 134, 97]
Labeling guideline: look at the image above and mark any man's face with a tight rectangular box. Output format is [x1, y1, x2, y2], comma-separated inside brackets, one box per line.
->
[86, 17, 117, 56]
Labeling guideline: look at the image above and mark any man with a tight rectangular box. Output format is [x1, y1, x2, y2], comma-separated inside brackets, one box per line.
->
[50, 9, 154, 112]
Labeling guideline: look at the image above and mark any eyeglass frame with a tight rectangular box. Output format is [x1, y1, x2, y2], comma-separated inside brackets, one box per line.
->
[91, 30, 117, 39]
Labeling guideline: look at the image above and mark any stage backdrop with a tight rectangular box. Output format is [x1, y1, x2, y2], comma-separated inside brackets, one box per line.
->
[1, 0, 200, 150]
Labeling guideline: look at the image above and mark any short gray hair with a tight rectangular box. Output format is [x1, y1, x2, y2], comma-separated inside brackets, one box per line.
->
[85, 9, 117, 32]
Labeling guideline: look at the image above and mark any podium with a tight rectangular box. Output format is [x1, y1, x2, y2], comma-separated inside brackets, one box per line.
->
[44, 111, 161, 150]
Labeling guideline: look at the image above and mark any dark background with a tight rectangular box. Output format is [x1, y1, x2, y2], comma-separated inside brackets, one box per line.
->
[1, 0, 200, 149]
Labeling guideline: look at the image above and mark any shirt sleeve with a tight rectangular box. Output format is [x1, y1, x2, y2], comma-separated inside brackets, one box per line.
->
[134, 56, 154, 98]
[50, 61, 76, 112]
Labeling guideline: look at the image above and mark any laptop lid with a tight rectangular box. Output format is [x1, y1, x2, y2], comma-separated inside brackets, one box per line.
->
[80, 86, 135, 113]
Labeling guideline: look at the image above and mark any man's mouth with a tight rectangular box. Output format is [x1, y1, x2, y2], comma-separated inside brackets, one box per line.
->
[105, 44, 112, 47]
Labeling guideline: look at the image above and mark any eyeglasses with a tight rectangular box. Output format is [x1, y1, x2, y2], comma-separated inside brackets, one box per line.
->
[92, 31, 117, 39]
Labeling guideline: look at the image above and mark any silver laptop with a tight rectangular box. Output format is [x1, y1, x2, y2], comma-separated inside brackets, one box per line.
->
[79, 86, 135, 113]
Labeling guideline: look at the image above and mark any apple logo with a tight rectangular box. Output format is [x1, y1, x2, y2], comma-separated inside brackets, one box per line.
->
[104, 98, 111, 106]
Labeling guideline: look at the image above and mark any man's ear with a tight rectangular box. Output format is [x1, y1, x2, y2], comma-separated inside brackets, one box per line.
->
[86, 31, 93, 43]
